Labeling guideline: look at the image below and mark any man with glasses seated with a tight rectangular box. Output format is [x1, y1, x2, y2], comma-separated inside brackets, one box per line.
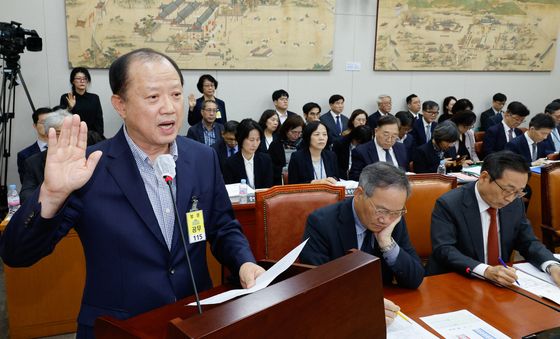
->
[427, 151, 560, 286]
[483, 101, 529, 158]
[186, 99, 224, 147]
[300, 162, 424, 324]
[409, 100, 439, 148]
[348, 115, 408, 180]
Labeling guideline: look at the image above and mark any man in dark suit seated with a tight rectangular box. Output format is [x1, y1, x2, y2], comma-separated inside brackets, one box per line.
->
[543, 101, 560, 153]
[348, 115, 408, 180]
[505, 113, 556, 165]
[395, 111, 415, 158]
[367, 94, 392, 129]
[272, 89, 297, 125]
[186, 99, 224, 146]
[409, 100, 439, 148]
[427, 151, 560, 286]
[300, 162, 424, 325]
[479, 93, 507, 132]
[483, 101, 529, 158]
[212, 120, 239, 171]
[16, 107, 54, 184]
[319, 94, 348, 143]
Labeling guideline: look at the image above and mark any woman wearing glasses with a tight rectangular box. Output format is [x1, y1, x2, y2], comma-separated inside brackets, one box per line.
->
[187, 74, 227, 126]
[450, 110, 479, 164]
[268, 115, 305, 185]
[59, 67, 105, 144]
[411, 121, 460, 173]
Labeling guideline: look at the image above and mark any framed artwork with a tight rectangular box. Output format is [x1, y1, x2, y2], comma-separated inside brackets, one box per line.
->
[64, 0, 336, 70]
[374, 1, 560, 71]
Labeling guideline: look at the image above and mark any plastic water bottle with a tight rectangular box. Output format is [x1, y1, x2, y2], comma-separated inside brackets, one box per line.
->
[239, 179, 248, 204]
[7, 184, 20, 215]
[437, 160, 447, 175]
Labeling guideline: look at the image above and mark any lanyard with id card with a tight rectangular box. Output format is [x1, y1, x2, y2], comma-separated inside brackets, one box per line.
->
[186, 197, 206, 243]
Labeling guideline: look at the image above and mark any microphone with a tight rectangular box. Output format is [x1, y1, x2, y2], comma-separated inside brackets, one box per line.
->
[466, 267, 560, 312]
[154, 155, 203, 314]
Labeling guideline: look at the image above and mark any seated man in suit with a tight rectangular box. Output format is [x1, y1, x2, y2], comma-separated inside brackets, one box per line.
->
[300, 162, 424, 324]
[186, 99, 224, 146]
[427, 151, 560, 286]
[348, 115, 408, 180]
[0, 48, 264, 337]
[479, 93, 507, 132]
[543, 101, 560, 153]
[212, 120, 239, 171]
[16, 107, 54, 184]
[406, 94, 422, 120]
[409, 100, 439, 148]
[395, 111, 415, 158]
[272, 89, 297, 125]
[505, 113, 555, 165]
[411, 121, 461, 173]
[320, 94, 348, 143]
[483, 101, 529, 158]
[367, 94, 392, 129]
[20, 109, 71, 202]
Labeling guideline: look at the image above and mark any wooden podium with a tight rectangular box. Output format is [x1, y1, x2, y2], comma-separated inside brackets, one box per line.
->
[95, 251, 385, 338]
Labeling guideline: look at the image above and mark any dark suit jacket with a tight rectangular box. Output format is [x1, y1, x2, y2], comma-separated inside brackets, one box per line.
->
[320, 111, 349, 142]
[367, 111, 390, 130]
[300, 198, 424, 289]
[212, 139, 237, 171]
[348, 140, 408, 181]
[483, 123, 522, 158]
[409, 118, 437, 147]
[402, 134, 415, 163]
[411, 142, 456, 174]
[268, 139, 287, 186]
[20, 150, 47, 203]
[17, 142, 41, 184]
[542, 129, 560, 153]
[479, 108, 497, 132]
[187, 96, 227, 126]
[489, 112, 503, 125]
[186, 121, 224, 146]
[426, 182, 558, 276]
[288, 148, 338, 184]
[505, 135, 554, 164]
[332, 135, 352, 180]
[223, 152, 273, 189]
[0, 129, 255, 331]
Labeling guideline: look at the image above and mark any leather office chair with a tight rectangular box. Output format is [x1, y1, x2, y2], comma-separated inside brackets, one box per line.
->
[474, 131, 485, 142]
[541, 163, 560, 252]
[475, 141, 484, 160]
[254, 183, 345, 260]
[405, 174, 458, 264]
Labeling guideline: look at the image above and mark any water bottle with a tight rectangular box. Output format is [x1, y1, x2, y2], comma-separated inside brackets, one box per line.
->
[7, 184, 20, 215]
[239, 179, 248, 204]
[437, 160, 447, 175]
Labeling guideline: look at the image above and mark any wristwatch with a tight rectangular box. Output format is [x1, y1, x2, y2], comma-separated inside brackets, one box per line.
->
[546, 263, 560, 274]
[380, 237, 397, 253]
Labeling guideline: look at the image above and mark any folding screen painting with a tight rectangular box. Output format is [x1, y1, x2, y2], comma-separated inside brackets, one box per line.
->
[65, 0, 336, 70]
[374, 1, 560, 71]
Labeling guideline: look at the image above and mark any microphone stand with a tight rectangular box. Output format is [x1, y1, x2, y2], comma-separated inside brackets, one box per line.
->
[166, 177, 203, 314]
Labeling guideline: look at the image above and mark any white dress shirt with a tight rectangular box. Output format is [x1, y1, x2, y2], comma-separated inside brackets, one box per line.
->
[374, 138, 398, 167]
[243, 153, 255, 189]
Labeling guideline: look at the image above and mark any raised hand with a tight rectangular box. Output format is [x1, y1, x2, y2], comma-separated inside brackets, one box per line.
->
[188, 93, 196, 110]
[66, 92, 76, 110]
[39, 115, 102, 218]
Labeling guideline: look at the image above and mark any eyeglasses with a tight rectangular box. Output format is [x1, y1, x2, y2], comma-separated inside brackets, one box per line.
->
[490, 176, 527, 198]
[74, 77, 88, 82]
[277, 97, 289, 102]
[203, 83, 215, 88]
[367, 199, 407, 218]
[380, 131, 399, 140]
[424, 110, 439, 115]
[203, 108, 218, 113]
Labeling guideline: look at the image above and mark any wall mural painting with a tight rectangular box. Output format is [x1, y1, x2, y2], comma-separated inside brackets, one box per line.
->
[374, 1, 560, 71]
[65, 0, 336, 70]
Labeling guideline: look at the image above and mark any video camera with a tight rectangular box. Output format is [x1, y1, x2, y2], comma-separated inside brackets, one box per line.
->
[0, 21, 42, 69]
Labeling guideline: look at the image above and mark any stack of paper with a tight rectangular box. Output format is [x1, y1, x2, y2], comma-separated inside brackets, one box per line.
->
[420, 310, 509, 339]
[387, 313, 437, 339]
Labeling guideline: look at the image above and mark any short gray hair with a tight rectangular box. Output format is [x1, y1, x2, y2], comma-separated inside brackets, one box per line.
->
[358, 162, 411, 197]
[43, 108, 71, 132]
[377, 95, 391, 104]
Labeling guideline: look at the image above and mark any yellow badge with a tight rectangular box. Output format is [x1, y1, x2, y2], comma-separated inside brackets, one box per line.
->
[216, 110, 222, 119]
[186, 210, 206, 243]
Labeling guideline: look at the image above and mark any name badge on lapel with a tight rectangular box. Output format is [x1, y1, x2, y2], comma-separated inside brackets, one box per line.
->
[186, 197, 206, 243]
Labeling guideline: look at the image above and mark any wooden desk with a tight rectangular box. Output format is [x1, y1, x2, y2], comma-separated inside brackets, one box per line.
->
[385, 273, 560, 338]
[527, 173, 543, 240]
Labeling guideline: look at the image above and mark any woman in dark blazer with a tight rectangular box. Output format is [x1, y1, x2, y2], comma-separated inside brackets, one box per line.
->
[223, 119, 273, 189]
[268, 115, 305, 185]
[187, 74, 227, 126]
[412, 121, 460, 173]
[288, 121, 339, 184]
[332, 125, 372, 180]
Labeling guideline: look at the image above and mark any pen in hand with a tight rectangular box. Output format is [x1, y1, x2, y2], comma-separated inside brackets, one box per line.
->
[498, 257, 520, 286]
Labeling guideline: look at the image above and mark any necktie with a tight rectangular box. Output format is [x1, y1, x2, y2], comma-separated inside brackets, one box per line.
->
[384, 149, 393, 165]
[425, 124, 431, 142]
[228, 147, 234, 157]
[508, 129, 514, 142]
[361, 230, 374, 255]
[336, 115, 342, 135]
[531, 143, 537, 162]
[487, 207, 499, 266]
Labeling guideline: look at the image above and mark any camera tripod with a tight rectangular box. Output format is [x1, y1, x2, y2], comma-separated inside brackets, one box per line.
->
[0, 60, 36, 213]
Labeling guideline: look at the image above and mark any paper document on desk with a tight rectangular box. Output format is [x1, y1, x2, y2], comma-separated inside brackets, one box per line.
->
[188, 239, 308, 306]
[513, 262, 555, 285]
[516, 270, 560, 305]
[462, 165, 482, 177]
[387, 312, 437, 339]
[420, 309, 509, 339]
